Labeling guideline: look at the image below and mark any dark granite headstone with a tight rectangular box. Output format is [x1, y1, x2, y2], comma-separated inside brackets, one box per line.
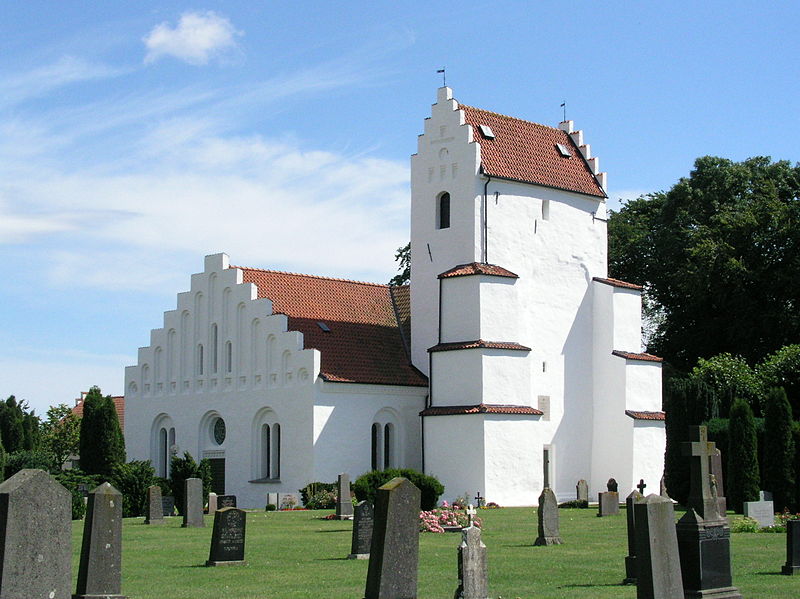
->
[709, 448, 727, 514]
[676, 426, 742, 599]
[182, 477, 205, 528]
[206, 507, 247, 566]
[162, 495, 175, 516]
[576, 479, 588, 502]
[534, 487, 562, 545]
[75, 482, 126, 599]
[782, 519, 800, 575]
[455, 526, 489, 599]
[607, 478, 619, 493]
[635, 494, 684, 599]
[0, 469, 72, 599]
[623, 490, 644, 584]
[336, 472, 354, 520]
[217, 494, 237, 509]
[598, 491, 620, 516]
[364, 477, 421, 599]
[349, 501, 374, 559]
[145, 485, 164, 525]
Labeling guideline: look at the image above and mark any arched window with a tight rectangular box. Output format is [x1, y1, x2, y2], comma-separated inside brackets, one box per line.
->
[372, 409, 401, 470]
[226, 341, 233, 373]
[197, 344, 204, 375]
[259, 422, 281, 479]
[371, 423, 381, 470]
[384, 423, 393, 469]
[437, 192, 451, 229]
[159, 428, 168, 477]
[211, 324, 218, 373]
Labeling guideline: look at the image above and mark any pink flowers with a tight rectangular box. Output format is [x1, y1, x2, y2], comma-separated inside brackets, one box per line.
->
[418, 506, 483, 533]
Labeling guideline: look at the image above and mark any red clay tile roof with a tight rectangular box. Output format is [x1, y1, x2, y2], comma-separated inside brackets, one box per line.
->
[593, 277, 643, 291]
[72, 395, 125, 431]
[460, 105, 606, 198]
[612, 350, 664, 363]
[421, 403, 543, 416]
[625, 410, 666, 421]
[439, 262, 519, 279]
[238, 267, 427, 387]
[428, 340, 531, 353]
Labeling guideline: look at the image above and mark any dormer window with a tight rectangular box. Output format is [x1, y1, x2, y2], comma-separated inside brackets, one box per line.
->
[437, 192, 451, 229]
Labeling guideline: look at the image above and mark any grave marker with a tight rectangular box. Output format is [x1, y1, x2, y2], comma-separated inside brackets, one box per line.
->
[636, 479, 647, 495]
[336, 473, 354, 520]
[0, 469, 72, 599]
[781, 519, 800, 575]
[218, 494, 237, 509]
[145, 485, 164, 525]
[744, 495, 775, 528]
[161, 495, 175, 516]
[206, 507, 247, 566]
[74, 482, 126, 599]
[364, 477, 421, 599]
[182, 477, 205, 528]
[534, 488, 563, 545]
[348, 501, 374, 559]
[624, 490, 644, 584]
[709, 448, 727, 514]
[207, 492, 218, 515]
[455, 525, 489, 599]
[634, 494, 684, 599]
[607, 478, 619, 493]
[576, 479, 588, 503]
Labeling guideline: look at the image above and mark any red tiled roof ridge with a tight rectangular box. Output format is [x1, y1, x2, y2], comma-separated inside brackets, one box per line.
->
[612, 350, 664, 362]
[593, 277, 643, 291]
[439, 262, 519, 279]
[421, 403, 543, 416]
[233, 265, 395, 289]
[459, 104, 556, 132]
[429, 340, 531, 352]
[625, 410, 666, 421]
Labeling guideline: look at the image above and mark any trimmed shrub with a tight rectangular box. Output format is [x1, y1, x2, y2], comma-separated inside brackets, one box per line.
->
[5, 449, 53, 479]
[728, 398, 760, 513]
[558, 499, 589, 509]
[78, 387, 125, 476]
[305, 489, 337, 510]
[763, 388, 796, 511]
[169, 451, 212, 515]
[353, 469, 444, 510]
[111, 460, 156, 517]
[299, 481, 337, 506]
[54, 469, 100, 520]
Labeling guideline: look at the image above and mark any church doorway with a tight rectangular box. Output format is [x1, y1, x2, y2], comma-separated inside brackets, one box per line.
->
[208, 457, 225, 494]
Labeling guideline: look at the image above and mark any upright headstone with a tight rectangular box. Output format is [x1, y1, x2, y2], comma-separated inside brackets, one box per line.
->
[349, 501, 374, 559]
[74, 482, 126, 599]
[576, 479, 589, 503]
[676, 426, 742, 599]
[660, 475, 670, 499]
[162, 495, 175, 516]
[709, 448, 727, 514]
[207, 492, 218, 515]
[218, 494, 237, 509]
[598, 478, 620, 517]
[782, 520, 800, 575]
[182, 477, 205, 528]
[364, 477, 421, 599]
[636, 479, 647, 495]
[455, 525, 489, 599]
[744, 495, 775, 528]
[206, 507, 247, 566]
[534, 488, 563, 545]
[624, 490, 644, 584]
[634, 494, 684, 599]
[145, 485, 164, 525]
[266, 492, 278, 508]
[336, 472, 354, 520]
[607, 478, 619, 493]
[0, 469, 72, 599]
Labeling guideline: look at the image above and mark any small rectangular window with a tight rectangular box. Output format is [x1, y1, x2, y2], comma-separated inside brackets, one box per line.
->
[555, 143, 572, 157]
[542, 200, 550, 221]
[478, 124, 495, 139]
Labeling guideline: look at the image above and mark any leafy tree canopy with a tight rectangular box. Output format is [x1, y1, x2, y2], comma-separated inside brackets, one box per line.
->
[389, 242, 410, 287]
[42, 403, 81, 472]
[609, 156, 800, 370]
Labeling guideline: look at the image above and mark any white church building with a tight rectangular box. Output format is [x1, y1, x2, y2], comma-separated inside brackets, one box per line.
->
[124, 87, 665, 508]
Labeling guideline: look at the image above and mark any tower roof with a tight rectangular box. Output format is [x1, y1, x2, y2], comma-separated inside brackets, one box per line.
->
[460, 104, 607, 198]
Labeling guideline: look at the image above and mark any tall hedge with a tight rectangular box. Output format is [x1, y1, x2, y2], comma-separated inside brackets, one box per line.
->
[78, 387, 126, 476]
[353, 469, 444, 510]
[763, 387, 795, 511]
[664, 379, 691, 505]
[727, 398, 760, 513]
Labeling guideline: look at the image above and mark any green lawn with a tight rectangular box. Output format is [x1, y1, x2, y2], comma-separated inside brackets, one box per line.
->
[71, 507, 797, 598]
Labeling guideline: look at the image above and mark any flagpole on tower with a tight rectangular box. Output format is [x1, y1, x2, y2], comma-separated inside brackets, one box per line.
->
[561, 102, 566, 122]
[437, 68, 446, 87]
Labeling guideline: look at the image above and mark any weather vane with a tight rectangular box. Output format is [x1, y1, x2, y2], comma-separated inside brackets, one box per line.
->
[437, 68, 446, 87]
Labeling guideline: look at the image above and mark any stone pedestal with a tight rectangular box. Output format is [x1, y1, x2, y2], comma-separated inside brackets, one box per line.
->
[676, 510, 742, 599]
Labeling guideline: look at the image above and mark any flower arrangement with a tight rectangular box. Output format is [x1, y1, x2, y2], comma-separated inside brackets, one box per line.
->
[418, 502, 483, 533]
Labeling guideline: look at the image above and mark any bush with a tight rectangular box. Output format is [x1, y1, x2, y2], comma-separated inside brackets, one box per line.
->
[5, 449, 53, 479]
[691, 353, 763, 416]
[353, 469, 444, 511]
[558, 499, 589, 509]
[728, 398, 760, 513]
[54, 469, 100, 520]
[760, 345, 800, 419]
[763, 388, 796, 511]
[265, 503, 277, 511]
[110, 460, 156, 517]
[169, 452, 212, 515]
[305, 489, 337, 510]
[419, 504, 482, 533]
[299, 481, 337, 506]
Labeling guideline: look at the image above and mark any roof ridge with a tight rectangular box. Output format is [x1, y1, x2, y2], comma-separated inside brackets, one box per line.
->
[233, 265, 391, 289]
[459, 103, 558, 132]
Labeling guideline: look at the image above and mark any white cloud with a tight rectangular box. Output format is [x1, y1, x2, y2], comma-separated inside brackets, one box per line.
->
[606, 188, 652, 212]
[143, 11, 242, 65]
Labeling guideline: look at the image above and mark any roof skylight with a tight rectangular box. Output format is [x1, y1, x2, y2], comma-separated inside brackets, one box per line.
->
[478, 125, 495, 139]
[317, 321, 331, 332]
[555, 143, 572, 157]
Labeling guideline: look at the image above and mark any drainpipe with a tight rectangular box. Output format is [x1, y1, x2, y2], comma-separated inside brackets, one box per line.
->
[483, 175, 492, 263]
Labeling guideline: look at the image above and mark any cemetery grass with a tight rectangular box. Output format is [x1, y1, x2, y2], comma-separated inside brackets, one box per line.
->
[72, 508, 795, 599]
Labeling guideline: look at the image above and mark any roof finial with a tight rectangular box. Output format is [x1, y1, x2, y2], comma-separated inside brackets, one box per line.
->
[560, 101, 566, 123]
[437, 67, 446, 87]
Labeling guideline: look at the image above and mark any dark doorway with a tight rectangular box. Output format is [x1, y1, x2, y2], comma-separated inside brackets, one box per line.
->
[209, 458, 225, 494]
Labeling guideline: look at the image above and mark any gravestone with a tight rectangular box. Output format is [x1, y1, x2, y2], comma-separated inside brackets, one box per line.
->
[182, 477, 205, 528]
[162, 495, 175, 516]
[455, 525, 489, 599]
[75, 482, 126, 599]
[676, 426, 742, 599]
[576, 479, 588, 503]
[781, 519, 800, 575]
[760, 490, 773, 501]
[218, 494, 237, 509]
[475, 491, 485, 508]
[145, 485, 164, 525]
[348, 501, 374, 559]
[623, 490, 644, 584]
[364, 477, 421, 599]
[206, 507, 247, 566]
[534, 488, 563, 545]
[208, 492, 218, 514]
[598, 491, 620, 516]
[634, 494, 684, 599]
[0, 469, 72, 599]
[336, 472, 354, 520]
[607, 478, 619, 493]
[744, 495, 775, 528]
[267, 492, 278, 508]
[636, 479, 647, 495]
[709, 448, 727, 514]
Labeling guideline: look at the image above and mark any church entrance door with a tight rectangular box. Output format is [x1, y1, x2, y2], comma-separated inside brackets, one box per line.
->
[209, 458, 225, 494]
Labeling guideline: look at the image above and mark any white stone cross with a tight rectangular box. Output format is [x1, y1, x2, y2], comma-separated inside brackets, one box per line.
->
[466, 504, 477, 527]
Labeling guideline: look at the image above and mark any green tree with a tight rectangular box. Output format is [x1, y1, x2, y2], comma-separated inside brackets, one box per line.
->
[78, 387, 125, 476]
[759, 344, 800, 419]
[41, 404, 81, 471]
[609, 156, 800, 370]
[727, 398, 760, 513]
[389, 242, 410, 286]
[0, 396, 26, 454]
[690, 353, 763, 416]
[762, 387, 795, 511]
[169, 451, 213, 515]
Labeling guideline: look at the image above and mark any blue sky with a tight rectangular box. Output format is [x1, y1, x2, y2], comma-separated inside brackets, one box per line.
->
[2, 1, 798, 416]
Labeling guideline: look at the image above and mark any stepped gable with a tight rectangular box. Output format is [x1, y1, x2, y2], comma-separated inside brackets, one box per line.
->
[238, 267, 427, 387]
[460, 104, 606, 198]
